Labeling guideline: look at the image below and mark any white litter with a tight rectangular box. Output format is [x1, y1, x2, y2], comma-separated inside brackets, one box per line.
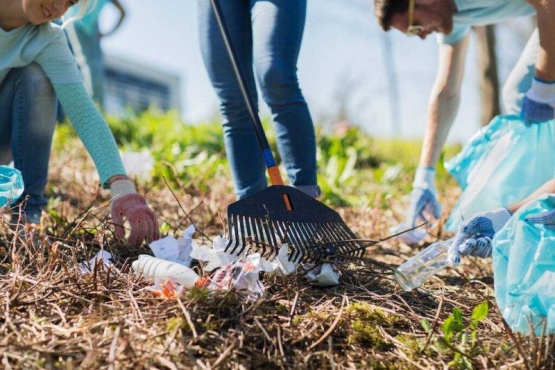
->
[305, 263, 340, 287]
[132, 255, 202, 289]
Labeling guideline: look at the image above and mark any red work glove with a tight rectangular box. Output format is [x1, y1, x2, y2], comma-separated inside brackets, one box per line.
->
[110, 177, 160, 246]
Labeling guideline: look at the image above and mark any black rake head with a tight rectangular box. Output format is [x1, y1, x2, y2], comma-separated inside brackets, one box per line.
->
[225, 185, 366, 264]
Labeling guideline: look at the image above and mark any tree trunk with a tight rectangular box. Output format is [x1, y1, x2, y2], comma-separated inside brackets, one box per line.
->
[474, 25, 500, 126]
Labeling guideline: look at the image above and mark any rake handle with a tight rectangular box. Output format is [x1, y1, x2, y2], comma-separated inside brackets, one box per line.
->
[209, 0, 284, 186]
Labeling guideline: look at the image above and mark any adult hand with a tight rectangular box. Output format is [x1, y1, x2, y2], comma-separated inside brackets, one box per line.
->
[110, 177, 160, 246]
[526, 209, 555, 230]
[447, 208, 511, 266]
[521, 77, 555, 126]
[404, 167, 442, 227]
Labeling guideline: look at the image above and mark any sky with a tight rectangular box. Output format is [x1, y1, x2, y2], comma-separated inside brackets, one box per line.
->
[100, 0, 535, 143]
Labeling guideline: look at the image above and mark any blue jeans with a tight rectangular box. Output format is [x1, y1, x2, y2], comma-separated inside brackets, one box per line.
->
[0, 63, 57, 220]
[198, 0, 318, 199]
[502, 29, 539, 115]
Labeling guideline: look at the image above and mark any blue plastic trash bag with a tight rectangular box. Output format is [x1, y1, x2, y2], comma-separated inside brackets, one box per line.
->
[0, 165, 24, 206]
[445, 115, 555, 231]
[493, 194, 555, 335]
[445, 116, 513, 189]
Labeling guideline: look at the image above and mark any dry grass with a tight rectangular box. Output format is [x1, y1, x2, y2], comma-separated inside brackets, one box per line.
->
[1, 145, 554, 370]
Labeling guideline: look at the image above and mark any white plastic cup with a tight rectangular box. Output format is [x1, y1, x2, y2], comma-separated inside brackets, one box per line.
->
[394, 237, 454, 291]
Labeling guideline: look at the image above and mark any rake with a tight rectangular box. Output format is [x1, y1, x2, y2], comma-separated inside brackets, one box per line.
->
[210, 0, 366, 263]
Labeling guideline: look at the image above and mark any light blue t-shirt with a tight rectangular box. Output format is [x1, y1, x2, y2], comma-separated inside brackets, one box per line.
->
[438, 0, 535, 45]
[0, 22, 81, 85]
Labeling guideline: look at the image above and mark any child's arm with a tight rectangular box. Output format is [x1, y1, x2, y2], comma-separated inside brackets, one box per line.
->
[54, 82, 160, 245]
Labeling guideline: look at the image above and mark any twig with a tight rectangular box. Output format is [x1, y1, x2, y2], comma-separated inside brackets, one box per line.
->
[308, 295, 347, 350]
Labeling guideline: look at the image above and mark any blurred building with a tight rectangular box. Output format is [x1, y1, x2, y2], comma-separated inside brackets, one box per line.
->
[104, 54, 182, 115]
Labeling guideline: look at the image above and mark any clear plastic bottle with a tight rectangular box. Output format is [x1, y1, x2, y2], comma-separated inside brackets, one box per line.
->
[394, 237, 455, 291]
[0, 166, 24, 206]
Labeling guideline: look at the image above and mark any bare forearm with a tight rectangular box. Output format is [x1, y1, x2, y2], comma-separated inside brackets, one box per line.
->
[419, 91, 460, 167]
[507, 179, 555, 214]
[418, 36, 469, 168]
[528, 0, 555, 80]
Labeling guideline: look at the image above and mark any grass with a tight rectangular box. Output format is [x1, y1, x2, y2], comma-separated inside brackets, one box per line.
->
[1, 110, 553, 369]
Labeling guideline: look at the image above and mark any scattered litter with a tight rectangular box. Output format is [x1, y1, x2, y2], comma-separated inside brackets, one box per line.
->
[132, 255, 208, 289]
[79, 250, 113, 274]
[120, 150, 154, 179]
[305, 263, 340, 287]
[137, 225, 338, 300]
[190, 235, 241, 271]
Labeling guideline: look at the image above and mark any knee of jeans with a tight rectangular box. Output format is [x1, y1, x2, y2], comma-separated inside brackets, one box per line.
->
[258, 63, 301, 105]
[20, 63, 56, 99]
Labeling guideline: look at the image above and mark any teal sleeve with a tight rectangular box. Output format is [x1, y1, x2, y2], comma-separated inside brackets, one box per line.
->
[53, 82, 127, 188]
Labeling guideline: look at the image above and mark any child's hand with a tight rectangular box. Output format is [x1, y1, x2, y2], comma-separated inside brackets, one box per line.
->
[110, 177, 159, 246]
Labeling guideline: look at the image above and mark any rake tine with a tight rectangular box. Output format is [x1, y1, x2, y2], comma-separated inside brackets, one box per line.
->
[287, 224, 305, 262]
[261, 219, 275, 257]
[267, 220, 278, 248]
[293, 223, 315, 263]
[225, 214, 240, 255]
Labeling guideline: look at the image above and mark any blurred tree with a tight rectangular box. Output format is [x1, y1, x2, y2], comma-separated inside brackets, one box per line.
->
[474, 25, 500, 127]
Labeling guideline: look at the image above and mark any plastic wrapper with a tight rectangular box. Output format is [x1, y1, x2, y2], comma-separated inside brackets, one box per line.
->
[305, 263, 340, 287]
[493, 194, 555, 335]
[445, 115, 555, 231]
[210, 253, 265, 300]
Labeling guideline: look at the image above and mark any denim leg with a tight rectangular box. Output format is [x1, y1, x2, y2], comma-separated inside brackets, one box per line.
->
[251, 0, 319, 197]
[0, 63, 57, 218]
[198, 0, 266, 199]
[502, 29, 539, 115]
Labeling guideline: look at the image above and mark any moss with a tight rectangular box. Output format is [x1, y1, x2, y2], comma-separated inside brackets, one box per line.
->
[349, 320, 391, 350]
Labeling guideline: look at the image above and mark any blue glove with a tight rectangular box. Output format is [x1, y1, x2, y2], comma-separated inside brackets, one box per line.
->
[447, 208, 511, 266]
[526, 210, 555, 230]
[405, 187, 442, 226]
[521, 77, 555, 126]
[391, 167, 442, 245]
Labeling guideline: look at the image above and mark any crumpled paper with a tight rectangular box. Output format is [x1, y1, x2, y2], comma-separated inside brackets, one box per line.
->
[148, 225, 196, 267]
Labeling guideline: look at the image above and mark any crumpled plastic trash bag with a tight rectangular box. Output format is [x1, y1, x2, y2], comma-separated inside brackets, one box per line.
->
[493, 194, 555, 335]
[445, 115, 555, 232]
